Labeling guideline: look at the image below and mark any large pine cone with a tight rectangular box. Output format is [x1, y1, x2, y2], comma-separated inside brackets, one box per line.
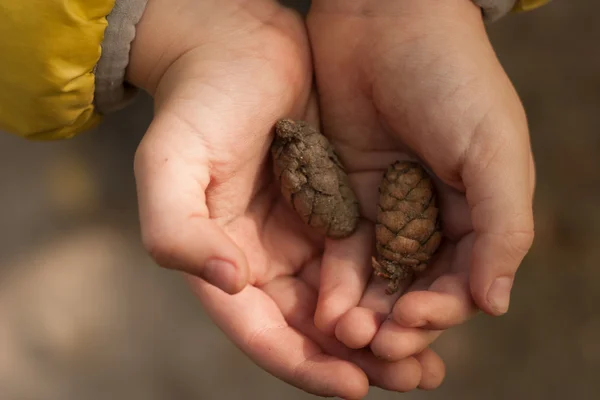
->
[374, 161, 442, 294]
[271, 119, 360, 239]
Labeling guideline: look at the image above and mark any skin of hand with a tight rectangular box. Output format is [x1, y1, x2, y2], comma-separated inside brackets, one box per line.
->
[307, 0, 536, 361]
[125, 0, 445, 397]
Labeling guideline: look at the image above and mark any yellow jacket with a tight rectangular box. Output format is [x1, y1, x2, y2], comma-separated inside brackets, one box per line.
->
[513, 0, 550, 12]
[0, 0, 549, 141]
[0, 0, 147, 140]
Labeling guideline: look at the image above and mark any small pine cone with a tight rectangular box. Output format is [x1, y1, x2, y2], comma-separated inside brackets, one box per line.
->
[373, 161, 442, 294]
[271, 119, 360, 239]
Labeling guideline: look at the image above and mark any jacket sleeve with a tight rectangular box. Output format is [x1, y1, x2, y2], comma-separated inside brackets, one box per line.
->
[0, 0, 148, 140]
[474, 0, 550, 21]
[0, 0, 549, 141]
[512, 0, 550, 13]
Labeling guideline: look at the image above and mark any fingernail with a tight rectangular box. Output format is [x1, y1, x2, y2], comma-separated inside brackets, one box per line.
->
[487, 276, 513, 315]
[203, 259, 239, 294]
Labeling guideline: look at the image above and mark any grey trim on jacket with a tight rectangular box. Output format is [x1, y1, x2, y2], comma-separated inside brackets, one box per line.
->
[94, 0, 148, 114]
[474, 0, 518, 21]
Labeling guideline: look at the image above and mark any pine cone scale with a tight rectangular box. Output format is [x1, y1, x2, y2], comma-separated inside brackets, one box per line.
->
[373, 161, 443, 294]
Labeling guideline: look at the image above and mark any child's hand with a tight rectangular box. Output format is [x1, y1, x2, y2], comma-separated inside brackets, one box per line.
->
[126, 0, 442, 397]
[308, 0, 535, 360]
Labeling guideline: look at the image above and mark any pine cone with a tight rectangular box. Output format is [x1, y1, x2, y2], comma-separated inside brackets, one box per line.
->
[271, 119, 360, 239]
[373, 161, 442, 294]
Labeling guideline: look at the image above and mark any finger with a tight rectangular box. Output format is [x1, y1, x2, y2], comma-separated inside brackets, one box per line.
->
[134, 114, 249, 294]
[529, 153, 537, 197]
[360, 274, 403, 313]
[332, 275, 401, 349]
[296, 256, 321, 291]
[351, 351, 422, 393]
[189, 276, 369, 400]
[463, 117, 535, 316]
[433, 177, 473, 240]
[315, 221, 374, 335]
[335, 307, 382, 349]
[394, 237, 478, 329]
[264, 275, 422, 393]
[415, 348, 446, 390]
[394, 274, 478, 330]
[370, 320, 442, 361]
[332, 272, 403, 349]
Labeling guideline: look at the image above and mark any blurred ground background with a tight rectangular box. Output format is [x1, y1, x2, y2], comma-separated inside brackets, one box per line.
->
[0, 1, 598, 399]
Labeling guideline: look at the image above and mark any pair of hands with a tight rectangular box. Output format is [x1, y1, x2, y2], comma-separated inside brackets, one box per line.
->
[126, 0, 535, 397]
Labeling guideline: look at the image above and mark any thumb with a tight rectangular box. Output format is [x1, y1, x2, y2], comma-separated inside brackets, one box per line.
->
[133, 111, 249, 295]
[463, 115, 535, 316]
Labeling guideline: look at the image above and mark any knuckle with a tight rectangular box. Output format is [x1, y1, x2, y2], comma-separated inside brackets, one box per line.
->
[502, 228, 535, 265]
[141, 228, 182, 270]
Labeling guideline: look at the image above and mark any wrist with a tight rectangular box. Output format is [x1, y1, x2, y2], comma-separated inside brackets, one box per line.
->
[126, 0, 206, 96]
[310, 0, 481, 17]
